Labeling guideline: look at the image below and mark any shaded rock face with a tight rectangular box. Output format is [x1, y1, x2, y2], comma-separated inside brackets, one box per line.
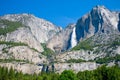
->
[76, 6, 119, 42]
[118, 13, 120, 31]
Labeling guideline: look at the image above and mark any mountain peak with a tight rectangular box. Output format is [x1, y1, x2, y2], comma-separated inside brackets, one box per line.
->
[95, 5, 106, 9]
[91, 5, 119, 29]
[92, 5, 108, 13]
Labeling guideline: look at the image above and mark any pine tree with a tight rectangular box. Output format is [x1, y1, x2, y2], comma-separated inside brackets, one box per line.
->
[9, 67, 15, 80]
[59, 70, 78, 80]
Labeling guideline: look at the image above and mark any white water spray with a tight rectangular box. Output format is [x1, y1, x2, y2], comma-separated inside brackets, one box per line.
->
[71, 27, 77, 48]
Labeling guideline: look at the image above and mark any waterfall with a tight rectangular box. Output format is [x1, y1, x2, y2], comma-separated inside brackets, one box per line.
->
[71, 27, 77, 48]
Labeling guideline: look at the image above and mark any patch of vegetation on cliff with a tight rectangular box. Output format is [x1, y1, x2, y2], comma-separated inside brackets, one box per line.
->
[95, 54, 120, 64]
[0, 59, 28, 63]
[0, 19, 23, 35]
[0, 41, 28, 46]
[110, 40, 120, 47]
[29, 47, 39, 52]
[66, 59, 86, 63]
[65, 54, 120, 64]
[41, 43, 55, 57]
[0, 41, 39, 53]
[71, 39, 94, 51]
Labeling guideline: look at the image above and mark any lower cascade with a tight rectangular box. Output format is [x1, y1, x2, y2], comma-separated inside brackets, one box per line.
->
[71, 27, 77, 48]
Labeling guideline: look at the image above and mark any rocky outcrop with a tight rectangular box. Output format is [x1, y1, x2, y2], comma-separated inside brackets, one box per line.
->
[56, 50, 105, 62]
[0, 45, 47, 64]
[0, 62, 43, 74]
[4, 27, 43, 52]
[51, 62, 99, 73]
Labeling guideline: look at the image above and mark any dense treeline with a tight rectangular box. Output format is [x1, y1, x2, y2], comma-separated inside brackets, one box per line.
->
[0, 65, 120, 80]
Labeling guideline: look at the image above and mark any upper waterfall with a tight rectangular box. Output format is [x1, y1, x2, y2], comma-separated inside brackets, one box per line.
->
[71, 27, 77, 48]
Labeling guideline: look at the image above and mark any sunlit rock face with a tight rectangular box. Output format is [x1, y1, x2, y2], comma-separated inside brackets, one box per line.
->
[1, 13, 62, 43]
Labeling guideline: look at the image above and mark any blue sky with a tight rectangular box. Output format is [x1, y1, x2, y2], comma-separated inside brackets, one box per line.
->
[0, 0, 120, 28]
